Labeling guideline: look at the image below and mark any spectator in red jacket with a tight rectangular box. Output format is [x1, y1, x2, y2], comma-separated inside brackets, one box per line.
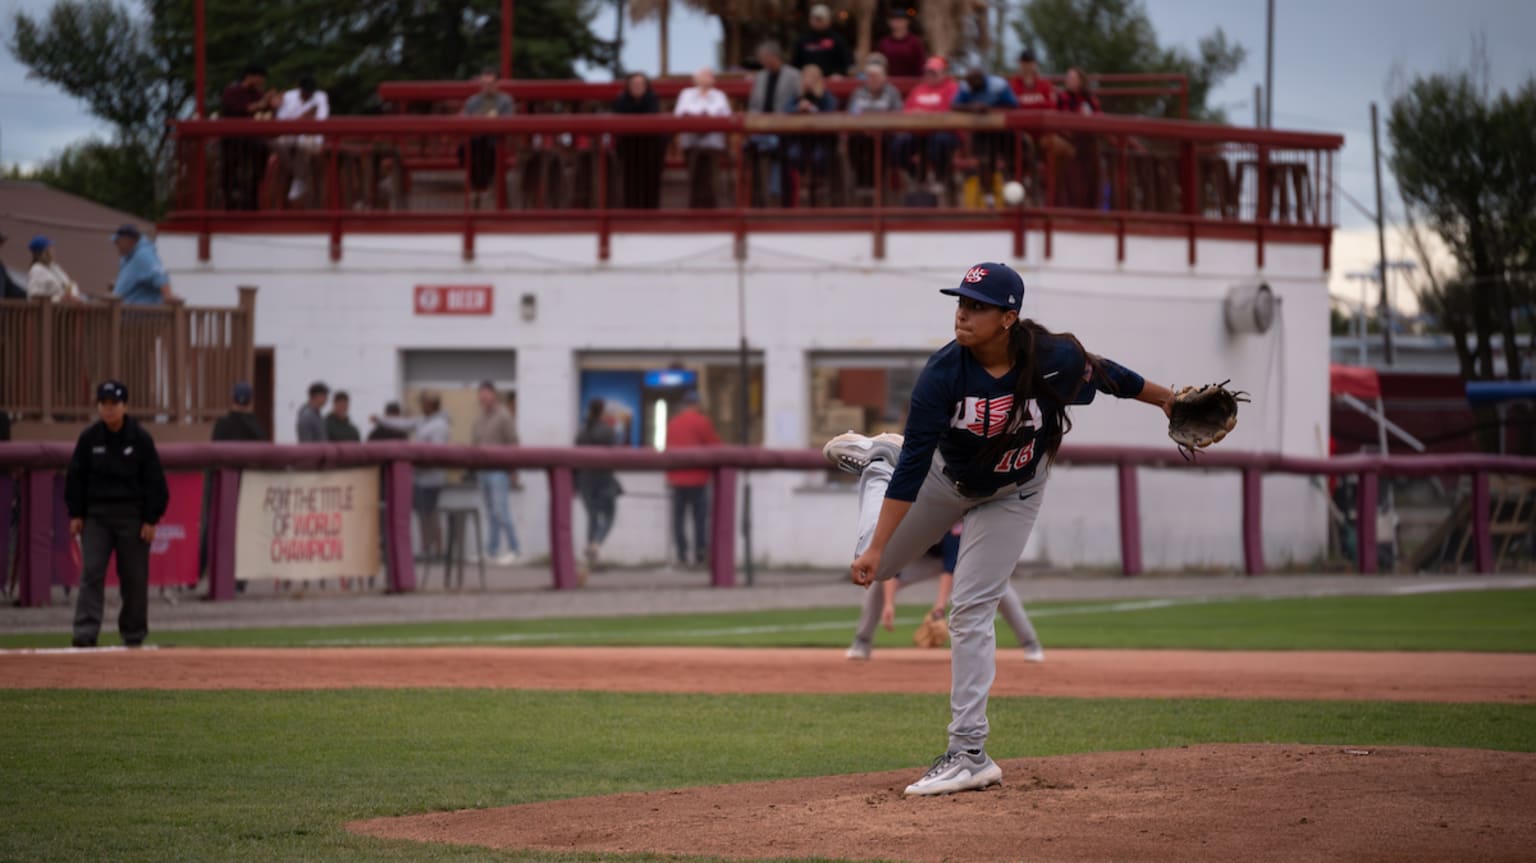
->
[1008, 49, 1055, 109]
[876, 10, 928, 78]
[664, 390, 721, 567]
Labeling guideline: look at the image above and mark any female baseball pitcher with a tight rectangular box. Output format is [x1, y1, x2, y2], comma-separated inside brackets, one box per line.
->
[824, 261, 1176, 796]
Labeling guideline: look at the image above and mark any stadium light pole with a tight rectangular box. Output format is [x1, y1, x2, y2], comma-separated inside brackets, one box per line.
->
[194, 0, 206, 117]
[501, 0, 514, 79]
[1263, 0, 1274, 127]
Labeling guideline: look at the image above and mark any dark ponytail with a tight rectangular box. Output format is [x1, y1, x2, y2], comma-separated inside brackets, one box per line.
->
[977, 318, 1120, 467]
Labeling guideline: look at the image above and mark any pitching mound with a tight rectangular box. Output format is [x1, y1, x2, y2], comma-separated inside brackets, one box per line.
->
[350, 744, 1536, 862]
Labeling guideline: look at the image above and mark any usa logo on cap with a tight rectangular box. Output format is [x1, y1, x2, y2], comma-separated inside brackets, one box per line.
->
[964, 266, 989, 283]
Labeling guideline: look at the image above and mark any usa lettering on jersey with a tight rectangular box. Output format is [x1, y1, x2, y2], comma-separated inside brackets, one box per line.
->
[950, 396, 1042, 438]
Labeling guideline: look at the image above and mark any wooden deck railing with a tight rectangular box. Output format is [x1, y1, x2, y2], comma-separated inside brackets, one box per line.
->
[0, 286, 256, 423]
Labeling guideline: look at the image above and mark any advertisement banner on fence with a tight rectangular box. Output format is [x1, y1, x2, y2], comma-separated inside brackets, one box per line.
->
[51, 472, 205, 588]
[234, 468, 380, 581]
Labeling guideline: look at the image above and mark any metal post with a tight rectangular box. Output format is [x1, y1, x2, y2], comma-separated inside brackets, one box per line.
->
[1471, 471, 1492, 573]
[1356, 471, 1378, 573]
[384, 461, 417, 592]
[1254, 83, 1261, 127]
[1242, 467, 1264, 574]
[1263, 0, 1274, 127]
[1371, 102, 1394, 365]
[207, 468, 240, 600]
[548, 466, 580, 589]
[710, 468, 738, 587]
[1116, 462, 1142, 576]
[500, 0, 514, 79]
[736, 258, 754, 585]
[194, 0, 206, 118]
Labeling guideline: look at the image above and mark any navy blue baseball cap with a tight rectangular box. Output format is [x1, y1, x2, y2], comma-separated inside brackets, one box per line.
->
[940, 262, 1025, 311]
[96, 380, 128, 402]
[232, 381, 254, 405]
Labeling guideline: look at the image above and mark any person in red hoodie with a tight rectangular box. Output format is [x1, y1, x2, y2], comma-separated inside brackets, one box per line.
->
[893, 56, 961, 184]
[665, 390, 721, 566]
[1008, 49, 1055, 109]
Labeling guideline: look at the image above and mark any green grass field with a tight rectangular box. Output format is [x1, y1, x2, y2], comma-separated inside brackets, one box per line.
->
[5, 588, 1534, 652]
[5, 587, 1534, 862]
[4, 689, 1533, 863]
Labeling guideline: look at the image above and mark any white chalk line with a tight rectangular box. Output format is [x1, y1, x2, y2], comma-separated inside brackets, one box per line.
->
[4, 581, 1532, 652]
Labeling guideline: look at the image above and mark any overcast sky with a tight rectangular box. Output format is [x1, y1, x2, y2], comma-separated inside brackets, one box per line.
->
[3, 0, 1532, 309]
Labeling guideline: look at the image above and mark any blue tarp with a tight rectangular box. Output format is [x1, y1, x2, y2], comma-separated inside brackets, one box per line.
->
[1466, 381, 1536, 406]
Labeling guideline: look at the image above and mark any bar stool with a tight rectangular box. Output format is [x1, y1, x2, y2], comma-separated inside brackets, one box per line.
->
[437, 506, 486, 591]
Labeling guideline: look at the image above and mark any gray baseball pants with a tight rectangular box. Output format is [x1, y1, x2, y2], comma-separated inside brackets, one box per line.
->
[854, 453, 1046, 753]
[851, 555, 1041, 650]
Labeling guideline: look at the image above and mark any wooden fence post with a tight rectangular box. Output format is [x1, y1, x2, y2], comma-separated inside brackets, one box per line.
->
[38, 298, 55, 421]
[384, 461, 417, 593]
[170, 297, 188, 421]
[106, 296, 123, 379]
[206, 468, 240, 600]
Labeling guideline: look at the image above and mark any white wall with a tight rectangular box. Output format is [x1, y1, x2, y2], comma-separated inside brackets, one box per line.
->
[160, 228, 1331, 570]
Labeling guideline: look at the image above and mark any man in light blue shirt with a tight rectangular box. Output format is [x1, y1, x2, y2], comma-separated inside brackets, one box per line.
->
[111, 224, 173, 305]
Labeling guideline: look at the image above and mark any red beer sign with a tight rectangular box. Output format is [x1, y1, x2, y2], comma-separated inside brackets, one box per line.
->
[414, 284, 494, 316]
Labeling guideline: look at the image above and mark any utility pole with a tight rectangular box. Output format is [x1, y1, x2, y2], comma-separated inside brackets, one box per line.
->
[1263, 0, 1275, 126]
[1254, 84, 1262, 127]
[1371, 102, 1394, 365]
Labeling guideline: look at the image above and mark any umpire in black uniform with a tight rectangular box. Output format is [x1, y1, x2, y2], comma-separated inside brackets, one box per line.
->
[65, 381, 169, 647]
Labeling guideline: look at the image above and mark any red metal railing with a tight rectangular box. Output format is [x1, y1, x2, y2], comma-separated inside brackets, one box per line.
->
[164, 111, 1339, 265]
[3, 442, 1524, 607]
[376, 73, 1192, 118]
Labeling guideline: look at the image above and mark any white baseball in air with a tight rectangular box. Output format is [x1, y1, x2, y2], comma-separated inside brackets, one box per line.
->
[1002, 181, 1025, 206]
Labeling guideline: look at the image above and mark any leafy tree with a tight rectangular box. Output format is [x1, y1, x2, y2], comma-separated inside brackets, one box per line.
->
[1389, 71, 1536, 382]
[25, 139, 162, 220]
[1012, 0, 1246, 121]
[9, 0, 615, 211]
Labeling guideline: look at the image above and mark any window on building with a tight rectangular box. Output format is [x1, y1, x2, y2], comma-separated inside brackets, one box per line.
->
[578, 351, 764, 447]
[809, 352, 927, 447]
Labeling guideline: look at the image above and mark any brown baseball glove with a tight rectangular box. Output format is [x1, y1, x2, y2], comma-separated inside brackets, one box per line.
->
[913, 609, 949, 648]
[1168, 380, 1250, 459]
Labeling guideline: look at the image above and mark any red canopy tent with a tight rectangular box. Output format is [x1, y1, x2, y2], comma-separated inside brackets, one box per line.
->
[1330, 364, 1381, 401]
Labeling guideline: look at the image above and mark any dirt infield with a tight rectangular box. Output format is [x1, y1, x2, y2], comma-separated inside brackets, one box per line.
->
[4, 646, 1534, 703]
[350, 744, 1536, 862]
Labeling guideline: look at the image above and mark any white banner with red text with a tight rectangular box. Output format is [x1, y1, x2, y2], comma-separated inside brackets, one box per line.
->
[234, 468, 380, 581]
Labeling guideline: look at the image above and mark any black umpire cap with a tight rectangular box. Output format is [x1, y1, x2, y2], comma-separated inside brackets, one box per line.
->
[96, 380, 128, 402]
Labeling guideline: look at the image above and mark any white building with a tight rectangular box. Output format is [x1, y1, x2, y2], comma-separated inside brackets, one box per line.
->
[160, 224, 1331, 571]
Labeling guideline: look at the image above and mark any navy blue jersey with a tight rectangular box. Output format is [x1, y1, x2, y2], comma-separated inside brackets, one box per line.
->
[887, 334, 1145, 501]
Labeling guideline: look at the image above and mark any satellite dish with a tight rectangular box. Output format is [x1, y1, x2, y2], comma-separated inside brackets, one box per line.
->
[1225, 281, 1275, 334]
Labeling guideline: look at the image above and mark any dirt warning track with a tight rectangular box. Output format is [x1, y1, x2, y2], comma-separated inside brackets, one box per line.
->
[3, 646, 1533, 703]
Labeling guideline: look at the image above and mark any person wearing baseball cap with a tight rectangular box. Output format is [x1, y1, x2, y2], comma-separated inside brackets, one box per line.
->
[25, 235, 80, 302]
[212, 381, 265, 441]
[64, 380, 169, 648]
[822, 261, 1177, 795]
[111, 223, 175, 305]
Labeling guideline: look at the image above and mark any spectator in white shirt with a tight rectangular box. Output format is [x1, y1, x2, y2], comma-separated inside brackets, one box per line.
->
[674, 67, 733, 208]
[275, 75, 330, 204]
[25, 236, 80, 303]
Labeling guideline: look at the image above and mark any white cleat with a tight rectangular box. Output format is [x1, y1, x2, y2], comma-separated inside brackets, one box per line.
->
[1022, 643, 1046, 663]
[903, 749, 1003, 796]
[822, 431, 904, 476]
[845, 641, 871, 661]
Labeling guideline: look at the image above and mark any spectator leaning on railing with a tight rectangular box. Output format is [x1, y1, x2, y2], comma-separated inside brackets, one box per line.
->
[674, 67, 733, 208]
[219, 62, 281, 211]
[296, 380, 329, 442]
[747, 41, 802, 206]
[952, 66, 1020, 203]
[25, 235, 80, 302]
[371, 391, 452, 563]
[325, 390, 362, 442]
[894, 56, 961, 193]
[461, 68, 516, 206]
[876, 10, 928, 78]
[612, 71, 667, 209]
[275, 74, 330, 205]
[847, 59, 904, 190]
[785, 64, 840, 201]
[111, 224, 176, 305]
